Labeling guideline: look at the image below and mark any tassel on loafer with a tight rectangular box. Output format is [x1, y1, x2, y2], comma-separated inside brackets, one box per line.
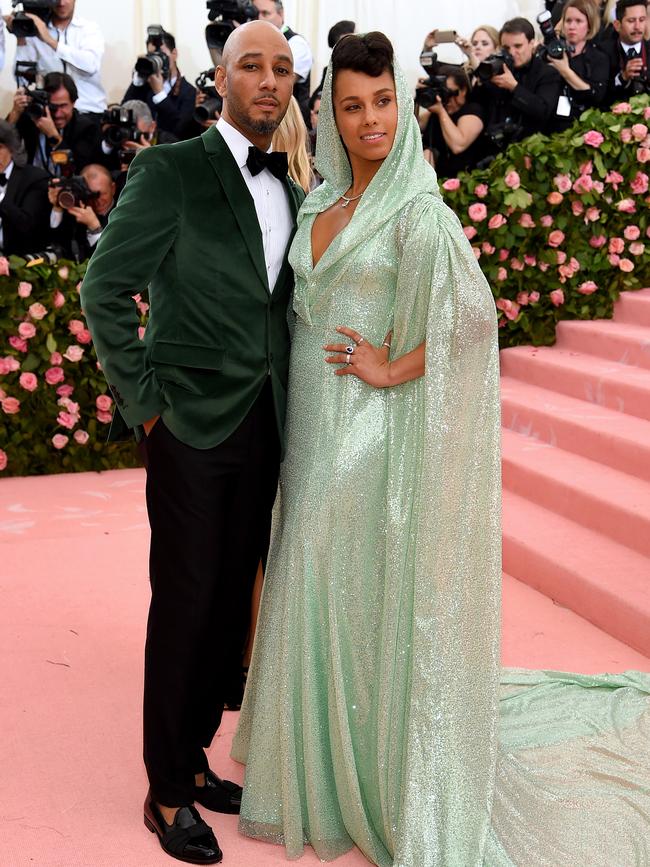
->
[144, 790, 223, 864]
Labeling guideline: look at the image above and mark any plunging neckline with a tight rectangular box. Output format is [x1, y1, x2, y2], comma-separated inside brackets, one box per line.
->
[310, 202, 359, 271]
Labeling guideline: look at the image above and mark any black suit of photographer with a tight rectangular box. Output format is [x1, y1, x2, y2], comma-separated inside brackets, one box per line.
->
[51, 200, 116, 262]
[17, 109, 100, 172]
[422, 100, 486, 178]
[122, 78, 196, 141]
[476, 55, 562, 151]
[600, 37, 650, 104]
[552, 42, 610, 131]
[0, 163, 50, 255]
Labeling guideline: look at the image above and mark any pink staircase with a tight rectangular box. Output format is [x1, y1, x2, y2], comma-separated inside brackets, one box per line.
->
[500, 288, 650, 658]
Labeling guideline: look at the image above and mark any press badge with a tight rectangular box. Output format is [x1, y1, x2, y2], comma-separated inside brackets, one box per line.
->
[556, 95, 572, 117]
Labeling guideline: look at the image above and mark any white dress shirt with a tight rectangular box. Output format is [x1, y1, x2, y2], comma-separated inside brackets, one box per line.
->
[216, 117, 292, 293]
[16, 15, 107, 113]
[0, 18, 5, 72]
[282, 26, 313, 83]
[0, 160, 15, 250]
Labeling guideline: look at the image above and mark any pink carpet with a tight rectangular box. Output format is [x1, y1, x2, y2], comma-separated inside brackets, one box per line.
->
[1, 468, 647, 867]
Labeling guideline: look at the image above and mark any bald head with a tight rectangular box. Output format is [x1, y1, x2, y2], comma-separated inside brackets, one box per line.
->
[215, 19, 295, 151]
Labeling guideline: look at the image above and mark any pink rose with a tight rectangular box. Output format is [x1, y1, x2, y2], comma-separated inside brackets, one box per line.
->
[496, 267, 508, 281]
[577, 281, 598, 295]
[608, 253, 621, 266]
[632, 123, 648, 141]
[96, 394, 113, 412]
[540, 215, 553, 227]
[50, 351, 63, 365]
[609, 237, 625, 254]
[0, 359, 8, 376]
[52, 434, 69, 450]
[620, 128, 633, 143]
[504, 170, 520, 189]
[0, 449, 7, 471]
[9, 337, 28, 353]
[18, 322, 36, 339]
[19, 372, 38, 391]
[474, 183, 489, 198]
[584, 207, 600, 222]
[0, 257, 9, 276]
[137, 301, 149, 316]
[68, 319, 85, 335]
[571, 200, 585, 216]
[74, 430, 90, 445]
[529, 291, 540, 303]
[2, 397, 21, 414]
[645, 107, 650, 120]
[56, 384, 74, 398]
[57, 411, 77, 430]
[573, 174, 593, 194]
[619, 258, 634, 272]
[524, 255, 536, 266]
[589, 235, 607, 248]
[579, 160, 593, 175]
[592, 180, 604, 194]
[629, 242, 645, 255]
[488, 213, 507, 229]
[468, 203, 487, 222]
[97, 410, 113, 424]
[624, 225, 641, 241]
[617, 198, 636, 213]
[539, 262, 550, 272]
[519, 213, 535, 227]
[517, 292, 530, 305]
[638, 147, 650, 164]
[630, 172, 649, 195]
[495, 298, 520, 320]
[76, 328, 92, 344]
[58, 266, 69, 280]
[75, 282, 82, 295]
[472, 247, 481, 260]
[28, 302, 47, 320]
[550, 289, 565, 307]
[553, 174, 572, 193]
[583, 130, 604, 147]
[612, 102, 632, 114]
[548, 230, 565, 247]
[498, 248, 510, 261]
[546, 191, 563, 205]
[442, 178, 460, 191]
[510, 258, 525, 271]
[463, 226, 477, 239]
[53, 291, 65, 308]
[17, 281, 32, 298]
[481, 242, 495, 255]
[606, 170, 624, 188]
[45, 366, 65, 385]
[2, 356, 19, 372]
[63, 345, 84, 363]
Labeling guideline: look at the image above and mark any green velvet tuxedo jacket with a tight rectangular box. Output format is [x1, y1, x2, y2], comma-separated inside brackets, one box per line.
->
[81, 126, 305, 451]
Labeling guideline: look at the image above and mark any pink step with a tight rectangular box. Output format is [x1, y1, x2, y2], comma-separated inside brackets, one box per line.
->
[502, 428, 650, 559]
[555, 319, 650, 369]
[500, 345, 650, 422]
[500, 377, 650, 483]
[614, 288, 650, 327]
[502, 490, 650, 656]
[501, 573, 650, 672]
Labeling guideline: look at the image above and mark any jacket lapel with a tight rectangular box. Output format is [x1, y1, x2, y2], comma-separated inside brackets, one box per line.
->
[271, 177, 301, 294]
[201, 126, 269, 292]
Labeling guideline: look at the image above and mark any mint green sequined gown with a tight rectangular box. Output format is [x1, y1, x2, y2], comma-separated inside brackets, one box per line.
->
[231, 62, 650, 866]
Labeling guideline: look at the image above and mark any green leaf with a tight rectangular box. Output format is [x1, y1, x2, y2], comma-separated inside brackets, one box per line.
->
[46, 333, 58, 354]
[21, 353, 41, 372]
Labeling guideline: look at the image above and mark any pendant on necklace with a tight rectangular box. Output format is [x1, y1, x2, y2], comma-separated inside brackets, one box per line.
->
[340, 198, 351, 208]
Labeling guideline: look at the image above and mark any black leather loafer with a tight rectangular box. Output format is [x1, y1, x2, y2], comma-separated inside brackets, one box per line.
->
[144, 791, 223, 864]
[194, 769, 242, 815]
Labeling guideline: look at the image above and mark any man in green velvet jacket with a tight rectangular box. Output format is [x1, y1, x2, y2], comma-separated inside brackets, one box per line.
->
[80, 21, 304, 865]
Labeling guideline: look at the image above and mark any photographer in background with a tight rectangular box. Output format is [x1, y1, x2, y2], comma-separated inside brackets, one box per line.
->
[600, 0, 649, 102]
[122, 28, 196, 141]
[0, 120, 50, 255]
[99, 100, 178, 176]
[312, 20, 356, 102]
[5, 0, 106, 117]
[456, 25, 500, 80]
[475, 18, 562, 158]
[8, 71, 99, 173]
[48, 162, 116, 260]
[545, 0, 610, 131]
[419, 66, 485, 177]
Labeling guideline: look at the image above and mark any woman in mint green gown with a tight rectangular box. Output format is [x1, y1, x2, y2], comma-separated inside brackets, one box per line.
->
[231, 33, 650, 867]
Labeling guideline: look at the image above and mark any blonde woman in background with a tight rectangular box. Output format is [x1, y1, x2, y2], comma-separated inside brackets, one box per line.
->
[272, 96, 313, 193]
[458, 24, 500, 69]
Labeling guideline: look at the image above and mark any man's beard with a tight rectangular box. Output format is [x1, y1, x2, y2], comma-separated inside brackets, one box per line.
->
[227, 90, 284, 137]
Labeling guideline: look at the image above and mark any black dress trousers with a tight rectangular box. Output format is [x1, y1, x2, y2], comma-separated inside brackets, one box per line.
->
[142, 380, 280, 806]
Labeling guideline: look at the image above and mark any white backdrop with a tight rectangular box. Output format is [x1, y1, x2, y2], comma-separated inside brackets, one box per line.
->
[0, 0, 542, 115]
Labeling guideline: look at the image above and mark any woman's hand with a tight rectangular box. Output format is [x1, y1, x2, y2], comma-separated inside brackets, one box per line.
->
[548, 52, 571, 76]
[324, 326, 392, 388]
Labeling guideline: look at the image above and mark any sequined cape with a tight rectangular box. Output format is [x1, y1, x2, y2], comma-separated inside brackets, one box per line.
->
[231, 60, 650, 866]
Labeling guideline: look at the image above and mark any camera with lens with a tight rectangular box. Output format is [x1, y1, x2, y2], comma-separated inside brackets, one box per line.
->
[9, 0, 56, 39]
[536, 10, 574, 62]
[194, 68, 223, 124]
[415, 51, 455, 109]
[23, 244, 66, 266]
[135, 25, 170, 80]
[118, 148, 138, 167]
[486, 117, 524, 149]
[475, 50, 516, 82]
[56, 176, 99, 210]
[25, 87, 50, 120]
[205, 0, 258, 63]
[101, 107, 141, 148]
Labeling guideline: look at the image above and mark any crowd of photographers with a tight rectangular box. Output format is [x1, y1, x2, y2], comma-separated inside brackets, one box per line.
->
[0, 0, 649, 261]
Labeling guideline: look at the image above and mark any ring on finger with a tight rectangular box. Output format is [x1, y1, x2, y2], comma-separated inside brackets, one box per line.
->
[357, 336, 365, 345]
[345, 345, 355, 355]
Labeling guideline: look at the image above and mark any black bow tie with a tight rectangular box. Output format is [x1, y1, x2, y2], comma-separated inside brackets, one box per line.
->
[0, 173, 7, 188]
[246, 146, 288, 180]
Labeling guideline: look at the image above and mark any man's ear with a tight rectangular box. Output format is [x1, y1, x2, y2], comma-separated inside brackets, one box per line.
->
[613, 19, 621, 34]
[215, 65, 227, 99]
